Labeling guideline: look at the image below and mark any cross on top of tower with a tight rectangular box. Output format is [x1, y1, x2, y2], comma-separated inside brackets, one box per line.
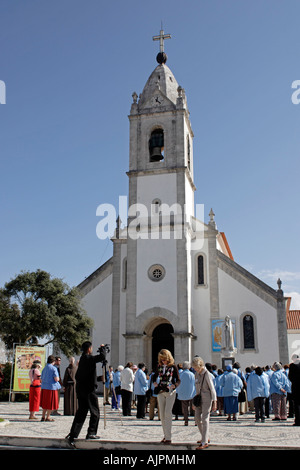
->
[152, 26, 171, 64]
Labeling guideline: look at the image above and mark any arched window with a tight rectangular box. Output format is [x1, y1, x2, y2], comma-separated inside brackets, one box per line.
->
[187, 135, 191, 170]
[149, 129, 164, 162]
[197, 255, 205, 285]
[243, 314, 255, 349]
[122, 258, 127, 290]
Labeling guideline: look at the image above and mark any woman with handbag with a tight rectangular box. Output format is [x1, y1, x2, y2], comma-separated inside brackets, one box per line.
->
[192, 356, 217, 450]
[153, 349, 181, 444]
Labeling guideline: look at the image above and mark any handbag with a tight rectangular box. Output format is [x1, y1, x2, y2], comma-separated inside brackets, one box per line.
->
[193, 370, 207, 407]
[238, 373, 247, 403]
[193, 393, 201, 407]
[238, 388, 246, 402]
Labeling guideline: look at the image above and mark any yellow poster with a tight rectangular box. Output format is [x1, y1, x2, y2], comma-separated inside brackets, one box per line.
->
[13, 345, 46, 392]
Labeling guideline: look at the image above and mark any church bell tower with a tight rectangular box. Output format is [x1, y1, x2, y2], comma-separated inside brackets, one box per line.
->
[123, 28, 197, 366]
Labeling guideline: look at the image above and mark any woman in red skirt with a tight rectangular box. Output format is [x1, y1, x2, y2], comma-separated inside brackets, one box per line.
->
[40, 355, 61, 422]
[29, 360, 42, 419]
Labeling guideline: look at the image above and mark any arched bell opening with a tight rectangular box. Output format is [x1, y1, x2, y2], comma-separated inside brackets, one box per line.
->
[149, 128, 164, 162]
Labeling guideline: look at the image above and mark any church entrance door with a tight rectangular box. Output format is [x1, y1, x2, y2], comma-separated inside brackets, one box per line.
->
[151, 323, 174, 369]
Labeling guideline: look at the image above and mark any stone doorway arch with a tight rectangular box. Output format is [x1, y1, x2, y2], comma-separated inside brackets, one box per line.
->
[143, 317, 174, 369]
[152, 323, 174, 369]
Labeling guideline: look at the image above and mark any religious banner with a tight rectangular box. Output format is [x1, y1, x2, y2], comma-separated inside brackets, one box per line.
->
[13, 345, 46, 392]
[212, 318, 236, 352]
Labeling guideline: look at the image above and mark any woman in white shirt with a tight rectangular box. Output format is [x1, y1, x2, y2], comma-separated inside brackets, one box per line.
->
[120, 362, 135, 416]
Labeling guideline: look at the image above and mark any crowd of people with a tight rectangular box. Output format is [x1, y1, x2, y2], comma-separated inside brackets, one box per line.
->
[26, 343, 300, 450]
[28, 355, 78, 421]
[105, 352, 300, 449]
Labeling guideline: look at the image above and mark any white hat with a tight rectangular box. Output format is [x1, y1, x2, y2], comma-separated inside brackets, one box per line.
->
[182, 361, 190, 369]
[291, 354, 300, 363]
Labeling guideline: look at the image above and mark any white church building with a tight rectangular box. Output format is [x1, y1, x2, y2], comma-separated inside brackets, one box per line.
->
[78, 31, 289, 371]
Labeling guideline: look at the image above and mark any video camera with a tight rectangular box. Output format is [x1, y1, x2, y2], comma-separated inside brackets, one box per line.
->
[97, 343, 110, 355]
[97, 344, 110, 379]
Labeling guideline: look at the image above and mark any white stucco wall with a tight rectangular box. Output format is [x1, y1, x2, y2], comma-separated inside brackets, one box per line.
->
[136, 238, 177, 316]
[58, 274, 113, 377]
[190, 237, 211, 358]
[217, 268, 280, 369]
[81, 274, 113, 347]
[288, 331, 300, 360]
[136, 173, 177, 211]
[184, 170, 195, 220]
[119, 243, 128, 364]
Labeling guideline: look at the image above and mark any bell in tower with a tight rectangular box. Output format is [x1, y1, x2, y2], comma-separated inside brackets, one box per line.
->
[149, 129, 164, 162]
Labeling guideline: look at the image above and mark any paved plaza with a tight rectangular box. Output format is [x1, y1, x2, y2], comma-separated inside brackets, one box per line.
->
[0, 398, 300, 451]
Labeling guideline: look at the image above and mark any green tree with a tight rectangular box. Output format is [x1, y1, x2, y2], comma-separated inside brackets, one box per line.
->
[0, 270, 93, 356]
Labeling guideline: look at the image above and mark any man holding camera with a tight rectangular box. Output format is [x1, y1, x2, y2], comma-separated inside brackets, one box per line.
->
[66, 341, 107, 446]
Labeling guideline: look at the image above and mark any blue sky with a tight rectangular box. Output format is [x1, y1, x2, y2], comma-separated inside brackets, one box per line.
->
[1, 1, 300, 307]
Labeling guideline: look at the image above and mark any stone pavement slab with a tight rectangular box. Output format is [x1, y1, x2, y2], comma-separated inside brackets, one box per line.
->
[0, 399, 300, 451]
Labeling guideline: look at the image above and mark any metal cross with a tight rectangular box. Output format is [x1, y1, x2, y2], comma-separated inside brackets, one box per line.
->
[153, 28, 171, 53]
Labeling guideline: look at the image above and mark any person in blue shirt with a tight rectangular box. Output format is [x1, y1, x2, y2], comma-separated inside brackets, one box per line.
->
[133, 363, 149, 419]
[148, 371, 160, 420]
[176, 362, 196, 425]
[270, 362, 291, 421]
[40, 355, 61, 422]
[283, 364, 294, 418]
[219, 365, 243, 421]
[264, 365, 273, 418]
[111, 365, 123, 410]
[211, 365, 218, 378]
[247, 366, 270, 422]
[233, 362, 247, 415]
[214, 369, 224, 415]
[104, 368, 111, 405]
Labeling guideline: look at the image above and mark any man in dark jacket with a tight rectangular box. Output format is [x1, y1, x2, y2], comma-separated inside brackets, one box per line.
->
[66, 341, 106, 445]
[289, 353, 300, 426]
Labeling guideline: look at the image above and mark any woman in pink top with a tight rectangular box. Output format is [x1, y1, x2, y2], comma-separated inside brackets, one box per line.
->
[28, 360, 42, 419]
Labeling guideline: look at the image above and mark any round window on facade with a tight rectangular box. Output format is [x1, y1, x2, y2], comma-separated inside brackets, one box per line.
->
[148, 264, 166, 282]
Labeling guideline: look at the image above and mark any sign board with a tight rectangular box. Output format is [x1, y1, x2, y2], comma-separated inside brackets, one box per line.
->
[13, 345, 46, 392]
[211, 318, 236, 352]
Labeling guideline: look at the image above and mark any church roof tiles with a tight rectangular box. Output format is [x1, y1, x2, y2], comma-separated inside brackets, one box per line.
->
[286, 310, 300, 330]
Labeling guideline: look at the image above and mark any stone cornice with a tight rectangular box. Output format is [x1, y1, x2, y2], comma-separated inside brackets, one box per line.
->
[127, 166, 196, 191]
[172, 332, 197, 340]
